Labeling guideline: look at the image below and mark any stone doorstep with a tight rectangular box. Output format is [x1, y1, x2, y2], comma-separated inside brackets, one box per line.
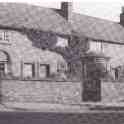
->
[79, 101, 124, 110]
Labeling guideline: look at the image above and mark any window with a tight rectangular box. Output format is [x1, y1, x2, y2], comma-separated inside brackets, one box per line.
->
[4, 31, 9, 41]
[57, 61, 67, 72]
[23, 63, 35, 78]
[89, 41, 103, 52]
[0, 62, 8, 77]
[56, 36, 68, 47]
[0, 31, 9, 42]
[68, 62, 72, 73]
[39, 64, 50, 78]
[0, 63, 5, 77]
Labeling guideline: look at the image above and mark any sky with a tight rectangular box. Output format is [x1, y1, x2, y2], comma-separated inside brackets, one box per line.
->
[0, 0, 124, 22]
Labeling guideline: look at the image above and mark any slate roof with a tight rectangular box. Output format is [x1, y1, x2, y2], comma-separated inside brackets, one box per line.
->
[0, 3, 71, 35]
[71, 13, 124, 44]
[0, 3, 124, 44]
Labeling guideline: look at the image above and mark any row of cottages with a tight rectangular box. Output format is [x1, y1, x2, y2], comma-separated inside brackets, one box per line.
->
[0, 2, 124, 103]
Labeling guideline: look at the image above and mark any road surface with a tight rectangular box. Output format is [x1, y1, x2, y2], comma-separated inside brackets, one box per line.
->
[0, 112, 123, 124]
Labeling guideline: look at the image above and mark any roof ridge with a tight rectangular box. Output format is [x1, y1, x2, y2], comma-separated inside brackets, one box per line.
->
[73, 12, 119, 24]
[0, 2, 53, 10]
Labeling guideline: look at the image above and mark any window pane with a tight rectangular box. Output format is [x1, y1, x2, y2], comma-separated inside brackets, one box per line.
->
[23, 63, 34, 78]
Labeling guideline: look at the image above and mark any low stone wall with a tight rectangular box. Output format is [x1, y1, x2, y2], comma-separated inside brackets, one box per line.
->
[102, 81, 124, 102]
[1, 79, 82, 104]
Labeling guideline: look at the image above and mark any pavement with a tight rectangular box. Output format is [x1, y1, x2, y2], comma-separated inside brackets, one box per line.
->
[0, 103, 14, 111]
[3, 102, 90, 113]
[0, 102, 124, 112]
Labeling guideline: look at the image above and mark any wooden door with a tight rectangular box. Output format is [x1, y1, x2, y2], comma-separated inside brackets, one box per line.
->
[83, 78, 101, 102]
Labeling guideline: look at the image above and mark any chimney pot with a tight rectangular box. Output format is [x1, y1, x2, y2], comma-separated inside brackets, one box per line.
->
[61, 2, 73, 21]
[120, 6, 124, 26]
[121, 6, 124, 13]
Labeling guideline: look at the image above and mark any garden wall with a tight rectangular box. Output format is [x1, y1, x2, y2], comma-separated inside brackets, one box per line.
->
[102, 81, 124, 102]
[1, 79, 82, 104]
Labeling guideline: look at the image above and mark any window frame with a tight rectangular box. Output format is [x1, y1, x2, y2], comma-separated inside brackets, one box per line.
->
[4, 31, 9, 41]
[89, 40, 104, 52]
[57, 61, 67, 73]
[0, 62, 8, 77]
[22, 62, 35, 79]
[0, 30, 9, 42]
[56, 36, 68, 47]
[0, 62, 5, 77]
[38, 64, 50, 79]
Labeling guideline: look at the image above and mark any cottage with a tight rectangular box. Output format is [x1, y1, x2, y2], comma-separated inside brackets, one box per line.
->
[0, 2, 124, 104]
[0, 3, 70, 80]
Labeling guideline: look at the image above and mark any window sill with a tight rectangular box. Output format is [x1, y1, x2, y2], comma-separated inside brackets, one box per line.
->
[1, 76, 81, 82]
[0, 42, 11, 45]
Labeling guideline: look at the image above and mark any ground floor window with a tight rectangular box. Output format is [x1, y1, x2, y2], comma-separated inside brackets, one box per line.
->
[110, 66, 121, 80]
[39, 64, 50, 78]
[23, 63, 35, 78]
[0, 63, 5, 77]
[0, 50, 9, 78]
[22, 62, 50, 79]
[57, 61, 66, 72]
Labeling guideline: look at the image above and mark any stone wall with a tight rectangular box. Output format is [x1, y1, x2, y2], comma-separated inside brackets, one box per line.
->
[0, 29, 67, 78]
[1, 79, 82, 104]
[102, 81, 124, 102]
[4, 79, 124, 104]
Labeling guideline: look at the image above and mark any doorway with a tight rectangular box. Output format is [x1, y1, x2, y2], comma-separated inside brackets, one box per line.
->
[83, 78, 101, 102]
[82, 57, 101, 102]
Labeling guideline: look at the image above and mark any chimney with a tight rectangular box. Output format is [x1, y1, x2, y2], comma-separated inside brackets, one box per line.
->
[61, 2, 73, 21]
[120, 7, 124, 26]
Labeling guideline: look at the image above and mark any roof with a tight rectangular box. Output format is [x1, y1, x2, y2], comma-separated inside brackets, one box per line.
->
[71, 13, 124, 44]
[0, 3, 71, 35]
[0, 3, 124, 44]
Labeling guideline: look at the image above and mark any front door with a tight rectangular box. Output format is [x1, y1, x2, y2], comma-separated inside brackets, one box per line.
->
[82, 59, 101, 102]
[83, 78, 101, 102]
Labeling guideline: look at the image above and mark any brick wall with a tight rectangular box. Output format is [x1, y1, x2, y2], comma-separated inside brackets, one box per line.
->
[102, 81, 124, 102]
[1, 79, 82, 104]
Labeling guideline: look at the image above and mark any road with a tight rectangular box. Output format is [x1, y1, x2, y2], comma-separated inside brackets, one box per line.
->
[0, 112, 124, 124]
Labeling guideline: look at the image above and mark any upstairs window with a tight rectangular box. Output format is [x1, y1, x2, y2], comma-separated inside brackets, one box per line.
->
[4, 31, 9, 41]
[56, 36, 68, 47]
[23, 63, 35, 78]
[89, 41, 103, 52]
[0, 31, 9, 42]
